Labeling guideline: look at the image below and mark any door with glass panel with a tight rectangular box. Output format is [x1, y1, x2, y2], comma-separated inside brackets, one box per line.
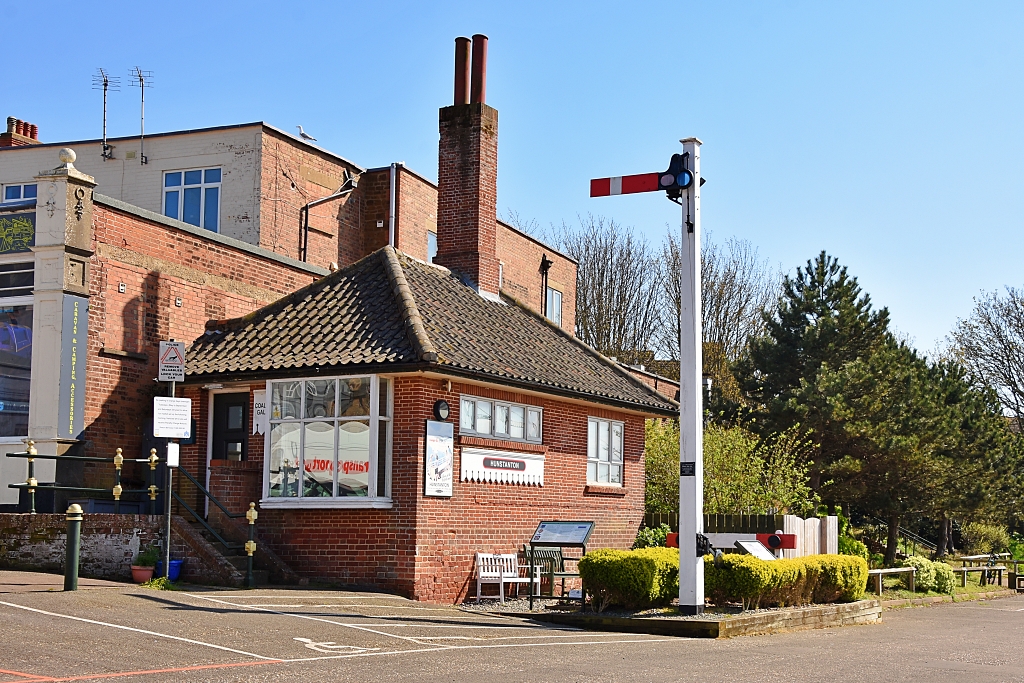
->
[212, 393, 249, 461]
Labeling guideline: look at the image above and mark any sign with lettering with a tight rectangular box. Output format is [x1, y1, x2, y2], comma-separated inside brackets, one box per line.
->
[424, 420, 454, 497]
[252, 390, 267, 434]
[0, 213, 35, 254]
[153, 397, 193, 439]
[58, 294, 88, 440]
[530, 521, 594, 547]
[460, 447, 544, 486]
[158, 341, 186, 382]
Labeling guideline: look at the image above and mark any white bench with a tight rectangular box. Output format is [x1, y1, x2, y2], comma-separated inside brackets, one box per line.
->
[867, 567, 916, 595]
[475, 553, 540, 603]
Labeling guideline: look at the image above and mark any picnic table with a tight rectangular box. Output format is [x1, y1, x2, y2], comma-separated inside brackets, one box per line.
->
[867, 567, 916, 596]
[952, 565, 1007, 588]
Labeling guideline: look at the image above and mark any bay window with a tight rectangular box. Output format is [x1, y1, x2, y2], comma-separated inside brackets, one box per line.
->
[587, 417, 623, 485]
[266, 375, 391, 504]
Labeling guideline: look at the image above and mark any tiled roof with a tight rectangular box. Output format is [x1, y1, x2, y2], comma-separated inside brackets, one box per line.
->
[188, 247, 676, 415]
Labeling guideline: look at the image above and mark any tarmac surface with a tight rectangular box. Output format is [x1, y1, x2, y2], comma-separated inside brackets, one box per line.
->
[1, 570, 1023, 682]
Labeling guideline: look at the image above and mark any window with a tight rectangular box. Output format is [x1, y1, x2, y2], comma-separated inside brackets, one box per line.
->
[267, 375, 391, 501]
[546, 287, 562, 327]
[460, 395, 542, 444]
[587, 417, 623, 485]
[2, 184, 37, 203]
[163, 168, 221, 231]
[427, 231, 437, 263]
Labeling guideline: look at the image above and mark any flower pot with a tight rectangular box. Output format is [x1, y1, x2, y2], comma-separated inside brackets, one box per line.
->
[155, 559, 184, 582]
[131, 565, 155, 583]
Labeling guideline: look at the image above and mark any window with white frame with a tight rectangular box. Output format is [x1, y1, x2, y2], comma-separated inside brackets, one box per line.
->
[267, 375, 391, 500]
[545, 287, 562, 327]
[427, 231, 437, 263]
[587, 417, 623, 485]
[2, 184, 37, 203]
[163, 168, 221, 231]
[460, 395, 542, 443]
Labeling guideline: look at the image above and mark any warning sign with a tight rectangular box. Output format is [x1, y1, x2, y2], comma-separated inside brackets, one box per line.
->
[158, 341, 186, 382]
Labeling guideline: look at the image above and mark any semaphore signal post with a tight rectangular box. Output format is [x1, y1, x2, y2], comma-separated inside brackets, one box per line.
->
[591, 138, 706, 614]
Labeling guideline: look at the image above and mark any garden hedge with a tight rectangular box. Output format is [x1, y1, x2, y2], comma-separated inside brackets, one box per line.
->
[578, 547, 679, 611]
[704, 553, 868, 609]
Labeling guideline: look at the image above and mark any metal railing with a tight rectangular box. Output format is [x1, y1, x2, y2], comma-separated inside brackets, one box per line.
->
[6, 441, 163, 515]
[865, 515, 937, 557]
[175, 464, 258, 588]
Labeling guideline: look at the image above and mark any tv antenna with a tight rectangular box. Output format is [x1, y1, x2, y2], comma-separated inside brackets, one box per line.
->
[129, 67, 153, 164]
[92, 68, 120, 161]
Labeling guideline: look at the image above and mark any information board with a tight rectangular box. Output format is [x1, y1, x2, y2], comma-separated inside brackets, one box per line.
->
[736, 539, 777, 561]
[153, 397, 193, 439]
[530, 521, 594, 547]
[424, 420, 454, 497]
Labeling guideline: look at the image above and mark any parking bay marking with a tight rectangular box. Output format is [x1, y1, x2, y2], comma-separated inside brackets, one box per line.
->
[0, 601, 279, 661]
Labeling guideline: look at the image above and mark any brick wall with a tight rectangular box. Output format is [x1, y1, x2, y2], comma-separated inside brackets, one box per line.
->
[496, 221, 578, 333]
[229, 374, 645, 603]
[0, 513, 241, 585]
[81, 203, 321, 494]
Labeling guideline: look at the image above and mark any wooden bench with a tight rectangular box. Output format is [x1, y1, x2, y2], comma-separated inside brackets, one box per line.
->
[952, 565, 1007, 588]
[867, 567, 916, 595]
[522, 545, 582, 598]
[475, 553, 540, 603]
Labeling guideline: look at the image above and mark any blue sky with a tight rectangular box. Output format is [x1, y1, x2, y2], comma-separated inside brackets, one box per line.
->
[7, 1, 1022, 351]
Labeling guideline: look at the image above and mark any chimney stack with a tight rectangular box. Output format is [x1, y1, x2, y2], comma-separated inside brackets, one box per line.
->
[434, 34, 501, 297]
[1, 116, 40, 147]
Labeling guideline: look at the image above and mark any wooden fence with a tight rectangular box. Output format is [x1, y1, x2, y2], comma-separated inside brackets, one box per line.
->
[644, 513, 787, 533]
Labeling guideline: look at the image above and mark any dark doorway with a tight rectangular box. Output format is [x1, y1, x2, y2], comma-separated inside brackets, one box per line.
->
[212, 393, 249, 461]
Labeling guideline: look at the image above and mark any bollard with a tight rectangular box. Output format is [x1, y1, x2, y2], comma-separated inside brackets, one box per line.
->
[64, 504, 83, 591]
[244, 502, 258, 588]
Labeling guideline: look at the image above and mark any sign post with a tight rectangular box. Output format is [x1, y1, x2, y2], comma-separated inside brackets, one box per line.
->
[590, 139, 705, 614]
[156, 339, 187, 581]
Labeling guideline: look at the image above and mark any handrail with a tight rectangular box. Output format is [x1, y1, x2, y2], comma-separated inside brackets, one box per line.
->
[866, 515, 938, 553]
[171, 490, 240, 551]
[176, 465, 243, 520]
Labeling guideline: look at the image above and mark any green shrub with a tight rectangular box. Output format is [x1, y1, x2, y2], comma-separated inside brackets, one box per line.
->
[933, 561, 956, 595]
[704, 553, 868, 609]
[578, 547, 679, 612]
[900, 555, 936, 592]
[632, 523, 671, 549]
[134, 546, 160, 567]
[838, 536, 869, 562]
[961, 522, 1011, 555]
[141, 576, 177, 590]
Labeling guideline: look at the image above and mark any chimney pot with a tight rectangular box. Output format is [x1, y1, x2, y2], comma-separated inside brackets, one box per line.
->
[6, 117, 15, 134]
[29, 124, 37, 140]
[15, 120, 23, 136]
[454, 37, 471, 105]
[470, 34, 488, 104]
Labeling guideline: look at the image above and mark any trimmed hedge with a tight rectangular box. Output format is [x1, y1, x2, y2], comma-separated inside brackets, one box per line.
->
[704, 553, 868, 609]
[578, 547, 679, 611]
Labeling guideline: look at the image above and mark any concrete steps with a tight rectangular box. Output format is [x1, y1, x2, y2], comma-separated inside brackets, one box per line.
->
[188, 520, 270, 586]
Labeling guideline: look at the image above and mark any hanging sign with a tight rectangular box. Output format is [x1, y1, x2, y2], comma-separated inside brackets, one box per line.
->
[460, 447, 544, 486]
[424, 420, 454, 497]
[253, 390, 268, 434]
[153, 396, 192, 439]
[158, 341, 186, 382]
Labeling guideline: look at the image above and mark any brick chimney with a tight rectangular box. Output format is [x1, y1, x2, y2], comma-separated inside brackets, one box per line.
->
[0, 117, 41, 147]
[434, 34, 501, 298]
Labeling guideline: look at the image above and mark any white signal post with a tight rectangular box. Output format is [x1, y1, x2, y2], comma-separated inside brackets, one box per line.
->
[677, 137, 703, 614]
[590, 138, 705, 614]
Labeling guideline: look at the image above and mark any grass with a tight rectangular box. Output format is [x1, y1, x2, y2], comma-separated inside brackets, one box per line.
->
[874, 574, 1009, 600]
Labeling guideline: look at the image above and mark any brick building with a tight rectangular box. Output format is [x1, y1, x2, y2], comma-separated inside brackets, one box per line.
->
[0, 35, 674, 602]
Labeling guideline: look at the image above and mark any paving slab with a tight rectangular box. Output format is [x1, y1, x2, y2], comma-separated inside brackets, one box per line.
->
[0, 569, 129, 593]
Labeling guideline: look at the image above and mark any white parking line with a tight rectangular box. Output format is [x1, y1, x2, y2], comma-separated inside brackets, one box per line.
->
[0, 600, 279, 660]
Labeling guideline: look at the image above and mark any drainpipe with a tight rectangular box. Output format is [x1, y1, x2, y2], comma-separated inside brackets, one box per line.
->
[540, 253, 553, 318]
[299, 170, 360, 262]
[388, 163, 397, 247]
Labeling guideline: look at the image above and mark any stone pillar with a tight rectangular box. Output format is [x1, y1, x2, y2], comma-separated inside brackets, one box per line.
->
[28, 149, 95, 477]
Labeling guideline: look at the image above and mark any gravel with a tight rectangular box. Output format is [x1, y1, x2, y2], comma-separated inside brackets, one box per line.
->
[459, 597, 785, 621]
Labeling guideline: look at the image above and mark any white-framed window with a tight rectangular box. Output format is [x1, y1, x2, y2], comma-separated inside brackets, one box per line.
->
[163, 168, 221, 231]
[587, 417, 623, 485]
[2, 184, 37, 203]
[265, 375, 391, 502]
[460, 395, 542, 444]
[546, 286, 562, 327]
[427, 231, 437, 263]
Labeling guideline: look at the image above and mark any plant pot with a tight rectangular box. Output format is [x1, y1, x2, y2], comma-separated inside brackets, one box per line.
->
[155, 559, 184, 582]
[131, 565, 155, 583]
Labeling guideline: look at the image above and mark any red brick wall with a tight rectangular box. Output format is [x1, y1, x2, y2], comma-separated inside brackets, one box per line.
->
[621, 367, 678, 401]
[257, 129, 362, 269]
[81, 203, 320, 493]
[394, 167, 437, 262]
[496, 221, 578, 334]
[359, 168, 392, 257]
[227, 374, 645, 603]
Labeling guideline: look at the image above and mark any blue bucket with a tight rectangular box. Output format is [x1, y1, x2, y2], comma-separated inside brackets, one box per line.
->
[155, 559, 184, 582]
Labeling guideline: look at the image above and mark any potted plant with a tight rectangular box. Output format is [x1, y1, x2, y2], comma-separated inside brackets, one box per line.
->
[131, 546, 159, 583]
